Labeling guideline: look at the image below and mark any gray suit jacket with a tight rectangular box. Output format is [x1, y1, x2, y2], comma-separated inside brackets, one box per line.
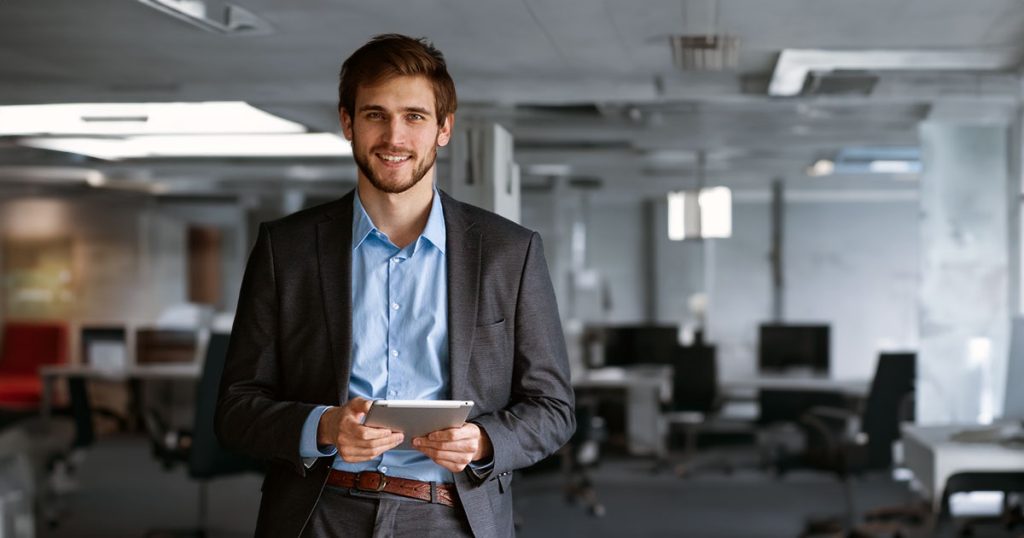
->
[215, 189, 575, 537]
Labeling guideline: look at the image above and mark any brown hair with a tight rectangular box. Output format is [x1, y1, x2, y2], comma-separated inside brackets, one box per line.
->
[339, 34, 457, 125]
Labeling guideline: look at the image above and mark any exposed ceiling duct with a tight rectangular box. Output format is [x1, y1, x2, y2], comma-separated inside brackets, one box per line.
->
[669, 35, 740, 71]
[768, 49, 1021, 97]
[136, 0, 274, 36]
[670, 0, 740, 71]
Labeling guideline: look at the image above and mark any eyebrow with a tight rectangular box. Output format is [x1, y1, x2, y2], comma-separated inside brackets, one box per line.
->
[358, 104, 433, 117]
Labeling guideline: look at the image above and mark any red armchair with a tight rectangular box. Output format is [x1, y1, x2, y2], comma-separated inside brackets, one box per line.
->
[0, 321, 69, 409]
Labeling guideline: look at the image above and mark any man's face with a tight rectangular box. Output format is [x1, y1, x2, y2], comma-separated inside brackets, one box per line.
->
[341, 75, 453, 194]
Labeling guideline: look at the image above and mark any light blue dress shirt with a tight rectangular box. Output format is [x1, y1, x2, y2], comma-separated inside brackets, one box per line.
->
[299, 188, 454, 483]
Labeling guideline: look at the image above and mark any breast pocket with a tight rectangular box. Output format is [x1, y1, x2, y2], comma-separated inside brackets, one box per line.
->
[468, 318, 512, 405]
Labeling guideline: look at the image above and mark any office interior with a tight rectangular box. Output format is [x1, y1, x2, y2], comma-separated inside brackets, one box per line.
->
[2, 1, 1024, 537]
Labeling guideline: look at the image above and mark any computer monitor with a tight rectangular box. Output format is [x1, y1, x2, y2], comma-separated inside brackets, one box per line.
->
[758, 323, 830, 374]
[80, 326, 128, 370]
[601, 325, 680, 366]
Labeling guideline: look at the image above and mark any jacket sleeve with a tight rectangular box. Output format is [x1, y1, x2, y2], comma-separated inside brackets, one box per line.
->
[214, 223, 320, 476]
[470, 232, 576, 476]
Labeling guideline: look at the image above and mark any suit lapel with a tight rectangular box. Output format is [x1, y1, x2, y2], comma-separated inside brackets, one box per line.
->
[317, 191, 355, 402]
[442, 192, 480, 401]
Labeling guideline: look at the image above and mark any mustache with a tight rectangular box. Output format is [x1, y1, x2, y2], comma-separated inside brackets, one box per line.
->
[372, 145, 415, 157]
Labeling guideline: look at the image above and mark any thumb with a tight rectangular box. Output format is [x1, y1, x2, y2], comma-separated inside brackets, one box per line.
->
[348, 397, 373, 413]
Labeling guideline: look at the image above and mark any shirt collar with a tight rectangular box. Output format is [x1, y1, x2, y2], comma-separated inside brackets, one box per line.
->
[352, 188, 446, 254]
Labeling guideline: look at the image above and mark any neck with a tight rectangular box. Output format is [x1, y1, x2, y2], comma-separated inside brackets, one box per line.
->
[357, 172, 435, 249]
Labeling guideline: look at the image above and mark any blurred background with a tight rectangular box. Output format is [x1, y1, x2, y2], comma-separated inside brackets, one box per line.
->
[2, 1, 1024, 536]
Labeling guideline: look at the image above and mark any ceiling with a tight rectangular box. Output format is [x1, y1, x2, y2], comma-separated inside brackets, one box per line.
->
[1, 0, 1022, 200]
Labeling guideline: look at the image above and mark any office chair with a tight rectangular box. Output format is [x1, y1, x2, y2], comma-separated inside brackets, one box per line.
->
[0, 322, 68, 420]
[756, 388, 851, 478]
[789, 353, 916, 537]
[143, 333, 261, 537]
[562, 395, 607, 517]
[1, 375, 98, 531]
[657, 343, 723, 476]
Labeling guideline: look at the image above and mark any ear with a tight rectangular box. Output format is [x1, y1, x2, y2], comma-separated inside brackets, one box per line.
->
[340, 108, 354, 141]
[436, 114, 454, 147]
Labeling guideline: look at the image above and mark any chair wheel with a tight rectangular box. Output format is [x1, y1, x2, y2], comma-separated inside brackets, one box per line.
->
[589, 504, 606, 517]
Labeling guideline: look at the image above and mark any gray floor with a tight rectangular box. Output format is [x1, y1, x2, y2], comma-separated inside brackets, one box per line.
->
[34, 435, 1018, 538]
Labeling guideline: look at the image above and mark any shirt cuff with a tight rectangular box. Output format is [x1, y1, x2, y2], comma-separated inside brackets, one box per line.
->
[466, 455, 494, 480]
[299, 405, 338, 459]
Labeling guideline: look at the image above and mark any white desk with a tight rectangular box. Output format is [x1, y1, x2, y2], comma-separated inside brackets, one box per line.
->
[573, 365, 671, 456]
[39, 363, 201, 420]
[902, 423, 1024, 511]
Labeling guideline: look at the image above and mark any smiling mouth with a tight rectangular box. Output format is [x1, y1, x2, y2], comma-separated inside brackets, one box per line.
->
[377, 153, 412, 164]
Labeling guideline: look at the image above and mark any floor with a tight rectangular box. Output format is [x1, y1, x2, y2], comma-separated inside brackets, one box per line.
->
[31, 435, 1023, 538]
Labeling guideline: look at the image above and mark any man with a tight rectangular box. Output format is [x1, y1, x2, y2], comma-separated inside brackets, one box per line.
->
[215, 34, 575, 538]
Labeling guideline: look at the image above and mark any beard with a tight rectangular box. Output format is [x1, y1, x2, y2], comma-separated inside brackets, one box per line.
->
[353, 139, 438, 195]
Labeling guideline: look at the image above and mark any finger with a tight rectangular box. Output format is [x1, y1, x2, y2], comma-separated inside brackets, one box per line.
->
[437, 460, 467, 473]
[414, 440, 475, 459]
[413, 437, 476, 452]
[426, 424, 474, 441]
[417, 447, 474, 467]
[348, 422, 398, 439]
[344, 431, 404, 448]
[343, 426, 401, 445]
[339, 433, 404, 459]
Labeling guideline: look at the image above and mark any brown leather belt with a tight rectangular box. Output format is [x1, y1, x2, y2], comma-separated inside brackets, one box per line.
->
[326, 470, 458, 508]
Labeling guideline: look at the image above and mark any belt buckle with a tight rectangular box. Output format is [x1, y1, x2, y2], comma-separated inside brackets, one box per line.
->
[355, 471, 388, 493]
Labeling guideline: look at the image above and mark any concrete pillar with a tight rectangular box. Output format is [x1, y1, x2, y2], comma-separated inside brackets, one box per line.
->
[917, 120, 1011, 424]
[443, 121, 520, 223]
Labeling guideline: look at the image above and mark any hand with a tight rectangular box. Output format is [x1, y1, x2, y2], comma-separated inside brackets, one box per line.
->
[412, 422, 492, 473]
[317, 397, 404, 462]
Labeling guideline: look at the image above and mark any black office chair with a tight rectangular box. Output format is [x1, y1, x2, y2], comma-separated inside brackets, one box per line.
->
[143, 333, 262, 538]
[789, 352, 916, 537]
[657, 343, 725, 476]
[561, 395, 607, 517]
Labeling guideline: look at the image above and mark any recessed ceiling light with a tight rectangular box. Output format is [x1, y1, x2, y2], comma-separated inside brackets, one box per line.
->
[867, 160, 919, 174]
[19, 133, 352, 160]
[0, 102, 305, 136]
[807, 159, 835, 177]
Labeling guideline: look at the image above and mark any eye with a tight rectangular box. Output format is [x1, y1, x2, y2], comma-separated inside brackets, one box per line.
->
[408, 113, 425, 121]
[366, 111, 384, 120]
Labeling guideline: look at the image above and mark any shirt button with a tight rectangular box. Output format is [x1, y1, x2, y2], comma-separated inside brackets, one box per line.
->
[391, 257, 399, 264]
[391, 303, 400, 310]
[379, 466, 388, 474]
[391, 350, 399, 357]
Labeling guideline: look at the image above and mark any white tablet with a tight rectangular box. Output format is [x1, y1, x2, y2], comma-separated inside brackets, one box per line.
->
[363, 400, 475, 450]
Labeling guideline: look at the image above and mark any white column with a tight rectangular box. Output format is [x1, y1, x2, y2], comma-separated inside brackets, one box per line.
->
[917, 119, 1011, 424]
[445, 121, 521, 223]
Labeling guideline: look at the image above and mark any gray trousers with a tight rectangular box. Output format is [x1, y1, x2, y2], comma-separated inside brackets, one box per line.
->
[301, 486, 475, 538]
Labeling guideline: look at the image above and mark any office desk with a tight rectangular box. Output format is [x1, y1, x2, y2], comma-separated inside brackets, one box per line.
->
[39, 363, 201, 425]
[573, 365, 671, 456]
[902, 423, 1024, 511]
[720, 374, 870, 398]
[572, 370, 868, 454]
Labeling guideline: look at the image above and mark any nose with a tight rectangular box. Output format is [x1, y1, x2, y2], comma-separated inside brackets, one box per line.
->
[381, 117, 408, 147]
